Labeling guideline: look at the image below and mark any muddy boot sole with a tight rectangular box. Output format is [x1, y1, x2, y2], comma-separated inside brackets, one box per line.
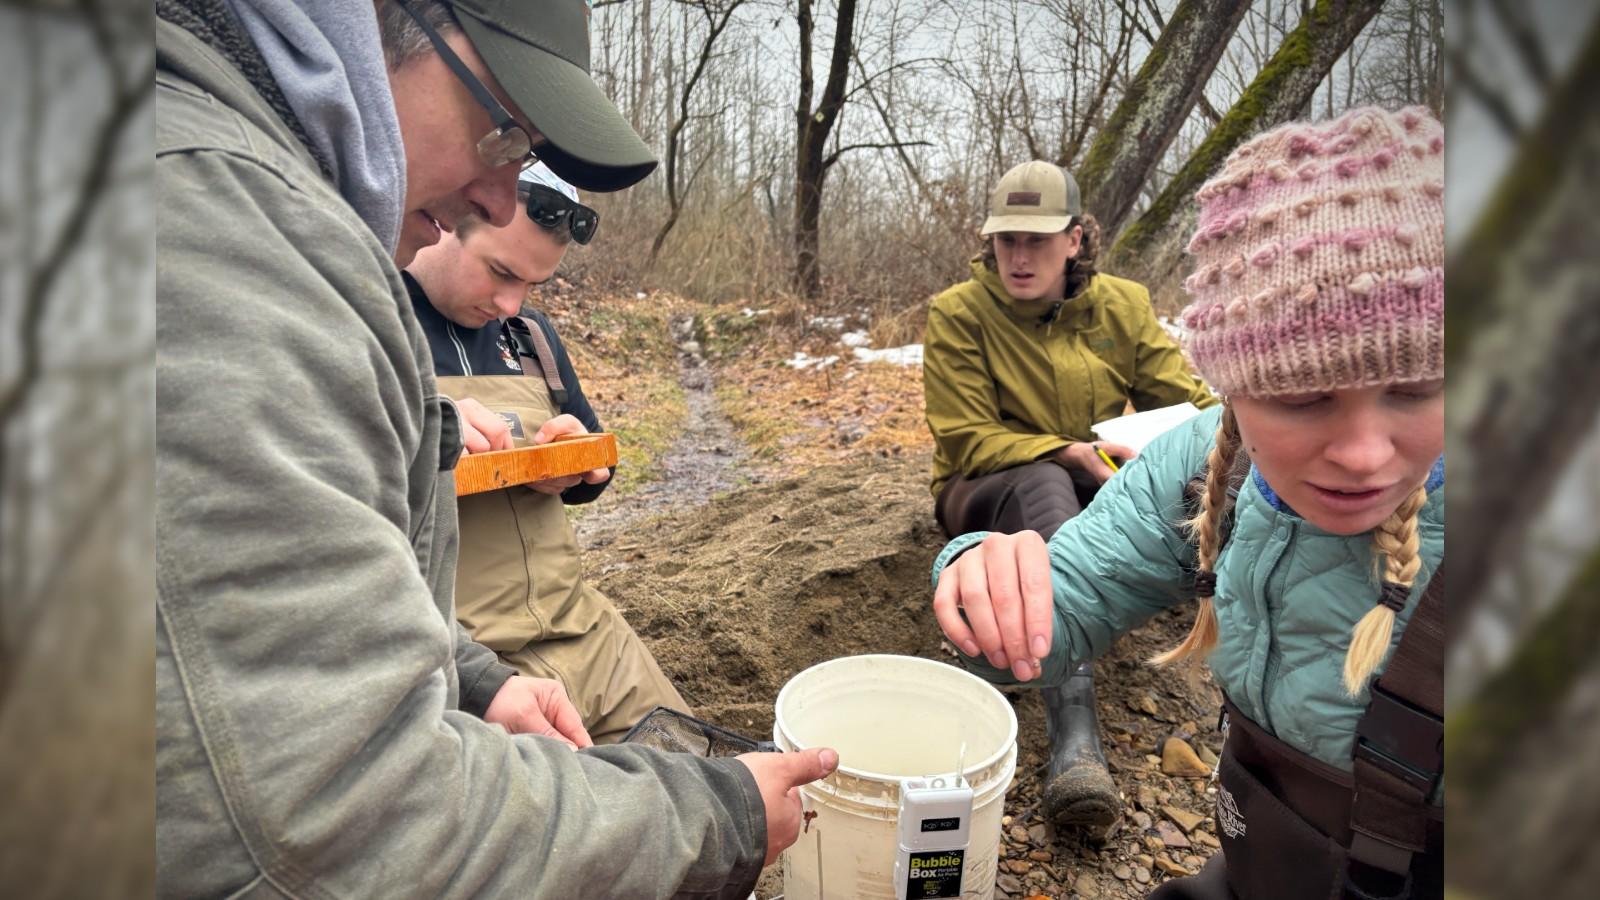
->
[1041, 761, 1122, 843]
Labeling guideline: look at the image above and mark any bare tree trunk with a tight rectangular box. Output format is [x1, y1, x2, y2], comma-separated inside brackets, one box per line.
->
[634, 0, 654, 141]
[1444, 16, 1600, 637]
[647, 0, 745, 267]
[1447, 27, 1600, 895]
[1447, 547, 1600, 899]
[1, 5, 156, 896]
[1107, 0, 1387, 300]
[793, 0, 859, 299]
[1074, 0, 1251, 239]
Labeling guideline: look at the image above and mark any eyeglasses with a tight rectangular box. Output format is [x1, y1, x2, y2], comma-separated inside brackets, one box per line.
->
[393, 0, 537, 170]
[525, 183, 600, 245]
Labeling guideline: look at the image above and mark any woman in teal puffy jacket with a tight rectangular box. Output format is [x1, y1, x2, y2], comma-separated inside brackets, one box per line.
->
[931, 105, 1445, 899]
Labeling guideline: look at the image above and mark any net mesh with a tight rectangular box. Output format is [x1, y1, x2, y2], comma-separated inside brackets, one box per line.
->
[621, 706, 775, 757]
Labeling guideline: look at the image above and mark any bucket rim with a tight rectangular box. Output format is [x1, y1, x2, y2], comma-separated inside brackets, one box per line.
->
[773, 653, 1019, 785]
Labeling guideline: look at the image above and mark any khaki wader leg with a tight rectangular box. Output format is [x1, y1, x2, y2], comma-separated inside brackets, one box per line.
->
[499, 600, 689, 744]
[437, 372, 689, 745]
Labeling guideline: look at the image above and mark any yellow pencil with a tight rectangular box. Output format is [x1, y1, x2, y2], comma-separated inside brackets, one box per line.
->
[1095, 447, 1120, 473]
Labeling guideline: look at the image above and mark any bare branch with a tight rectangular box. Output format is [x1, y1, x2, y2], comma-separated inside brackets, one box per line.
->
[841, 55, 943, 104]
[848, 42, 934, 205]
[1109, 0, 1159, 44]
[1061, 2, 1136, 167]
[0, 25, 154, 431]
[648, 0, 749, 265]
[822, 140, 932, 170]
[1447, 43, 1524, 139]
[1142, 0, 1167, 30]
[1484, 0, 1553, 88]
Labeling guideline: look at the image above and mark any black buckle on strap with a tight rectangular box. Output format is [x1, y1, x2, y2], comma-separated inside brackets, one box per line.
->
[1353, 684, 1442, 796]
[504, 319, 537, 361]
[1345, 859, 1412, 900]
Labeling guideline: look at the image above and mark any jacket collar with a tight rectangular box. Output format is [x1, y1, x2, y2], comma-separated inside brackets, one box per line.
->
[1253, 455, 1447, 518]
[971, 259, 1098, 329]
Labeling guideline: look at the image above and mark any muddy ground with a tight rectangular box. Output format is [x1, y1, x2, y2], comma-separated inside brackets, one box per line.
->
[578, 451, 1225, 899]
[550, 290, 1226, 898]
[572, 313, 752, 537]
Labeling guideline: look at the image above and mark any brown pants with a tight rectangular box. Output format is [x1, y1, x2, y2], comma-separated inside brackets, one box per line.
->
[498, 606, 689, 745]
[936, 460, 1098, 540]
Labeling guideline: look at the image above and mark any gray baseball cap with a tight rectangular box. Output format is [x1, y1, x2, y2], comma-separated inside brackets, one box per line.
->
[444, 0, 657, 192]
[981, 161, 1083, 235]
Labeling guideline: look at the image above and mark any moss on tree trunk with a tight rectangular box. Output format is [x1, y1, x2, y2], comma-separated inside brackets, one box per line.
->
[1449, 548, 1600, 793]
[1445, 19, 1600, 633]
[1108, 0, 1386, 284]
[1075, 0, 1250, 240]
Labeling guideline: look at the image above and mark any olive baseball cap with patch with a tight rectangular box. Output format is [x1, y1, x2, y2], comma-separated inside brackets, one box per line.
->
[980, 160, 1082, 235]
[444, 0, 657, 192]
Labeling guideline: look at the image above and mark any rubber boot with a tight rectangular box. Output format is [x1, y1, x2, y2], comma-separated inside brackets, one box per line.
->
[1040, 663, 1121, 841]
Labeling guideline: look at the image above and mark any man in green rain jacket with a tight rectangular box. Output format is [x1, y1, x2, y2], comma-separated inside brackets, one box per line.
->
[922, 160, 1216, 838]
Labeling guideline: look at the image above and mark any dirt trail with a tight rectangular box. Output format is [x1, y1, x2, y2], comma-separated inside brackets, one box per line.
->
[574, 314, 750, 549]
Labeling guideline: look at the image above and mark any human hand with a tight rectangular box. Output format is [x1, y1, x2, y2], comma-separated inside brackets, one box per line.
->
[1052, 440, 1137, 485]
[734, 747, 841, 865]
[483, 675, 594, 749]
[456, 398, 514, 455]
[932, 531, 1053, 682]
[526, 414, 611, 495]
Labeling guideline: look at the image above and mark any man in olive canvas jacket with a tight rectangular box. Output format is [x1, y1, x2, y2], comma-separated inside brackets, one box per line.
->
[155, 1, 834, 896]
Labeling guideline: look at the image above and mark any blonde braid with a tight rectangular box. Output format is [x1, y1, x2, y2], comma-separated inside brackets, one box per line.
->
[1151, 406, 1240, 666]
[1342, 485, 1429, 696]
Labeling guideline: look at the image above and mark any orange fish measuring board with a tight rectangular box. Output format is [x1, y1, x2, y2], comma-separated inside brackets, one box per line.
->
[453, 433, 618, 496]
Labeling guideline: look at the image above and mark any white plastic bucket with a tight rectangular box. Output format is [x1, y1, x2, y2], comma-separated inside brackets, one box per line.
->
[774, 654, 1018, 899]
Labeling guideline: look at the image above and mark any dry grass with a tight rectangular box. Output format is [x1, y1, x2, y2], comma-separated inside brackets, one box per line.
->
[541, 282, 936, 495]
[535, 288, 694, 496]
[714, 337, 932, 476]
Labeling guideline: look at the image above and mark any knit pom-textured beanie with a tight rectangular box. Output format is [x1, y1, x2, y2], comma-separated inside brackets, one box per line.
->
[1178, 105, 1444, 397]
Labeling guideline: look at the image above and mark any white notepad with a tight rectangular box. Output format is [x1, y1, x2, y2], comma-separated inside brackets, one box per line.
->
[1091, 402, 1204, 453]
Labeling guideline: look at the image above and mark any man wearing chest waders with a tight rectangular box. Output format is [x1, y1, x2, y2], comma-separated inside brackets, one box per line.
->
[405, 162, 691, 745]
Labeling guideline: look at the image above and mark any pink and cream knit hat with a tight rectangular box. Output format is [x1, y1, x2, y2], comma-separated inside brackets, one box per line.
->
[1178, 105, 1444, 397]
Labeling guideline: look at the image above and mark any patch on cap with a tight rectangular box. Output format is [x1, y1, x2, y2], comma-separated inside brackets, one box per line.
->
[980, 161, 1081, 235]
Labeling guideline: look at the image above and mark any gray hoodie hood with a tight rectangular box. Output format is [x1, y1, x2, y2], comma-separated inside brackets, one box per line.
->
[224, 0, 406, 255]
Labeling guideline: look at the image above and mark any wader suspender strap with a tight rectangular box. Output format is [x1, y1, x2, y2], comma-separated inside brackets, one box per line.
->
[1188, 454, 1443, 897]
[505, 316, 569, 405]
[1347, 563, 1445, 888]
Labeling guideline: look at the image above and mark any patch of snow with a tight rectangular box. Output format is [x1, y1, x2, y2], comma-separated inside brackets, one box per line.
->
[840, 330, 872, 348]
[1158, 315, 1187, 343]
[807, 315, 847, 331]
[635, 291, 648, 300]
[740, 307, 772, 318]
[785, 351, 840, 370]
[852, 344, 923, 366]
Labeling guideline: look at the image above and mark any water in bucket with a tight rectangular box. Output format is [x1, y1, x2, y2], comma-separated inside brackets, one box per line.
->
[774, 654, 1019, 899]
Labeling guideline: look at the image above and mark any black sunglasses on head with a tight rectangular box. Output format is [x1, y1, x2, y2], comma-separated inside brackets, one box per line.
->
[525, 183, 600, 245]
